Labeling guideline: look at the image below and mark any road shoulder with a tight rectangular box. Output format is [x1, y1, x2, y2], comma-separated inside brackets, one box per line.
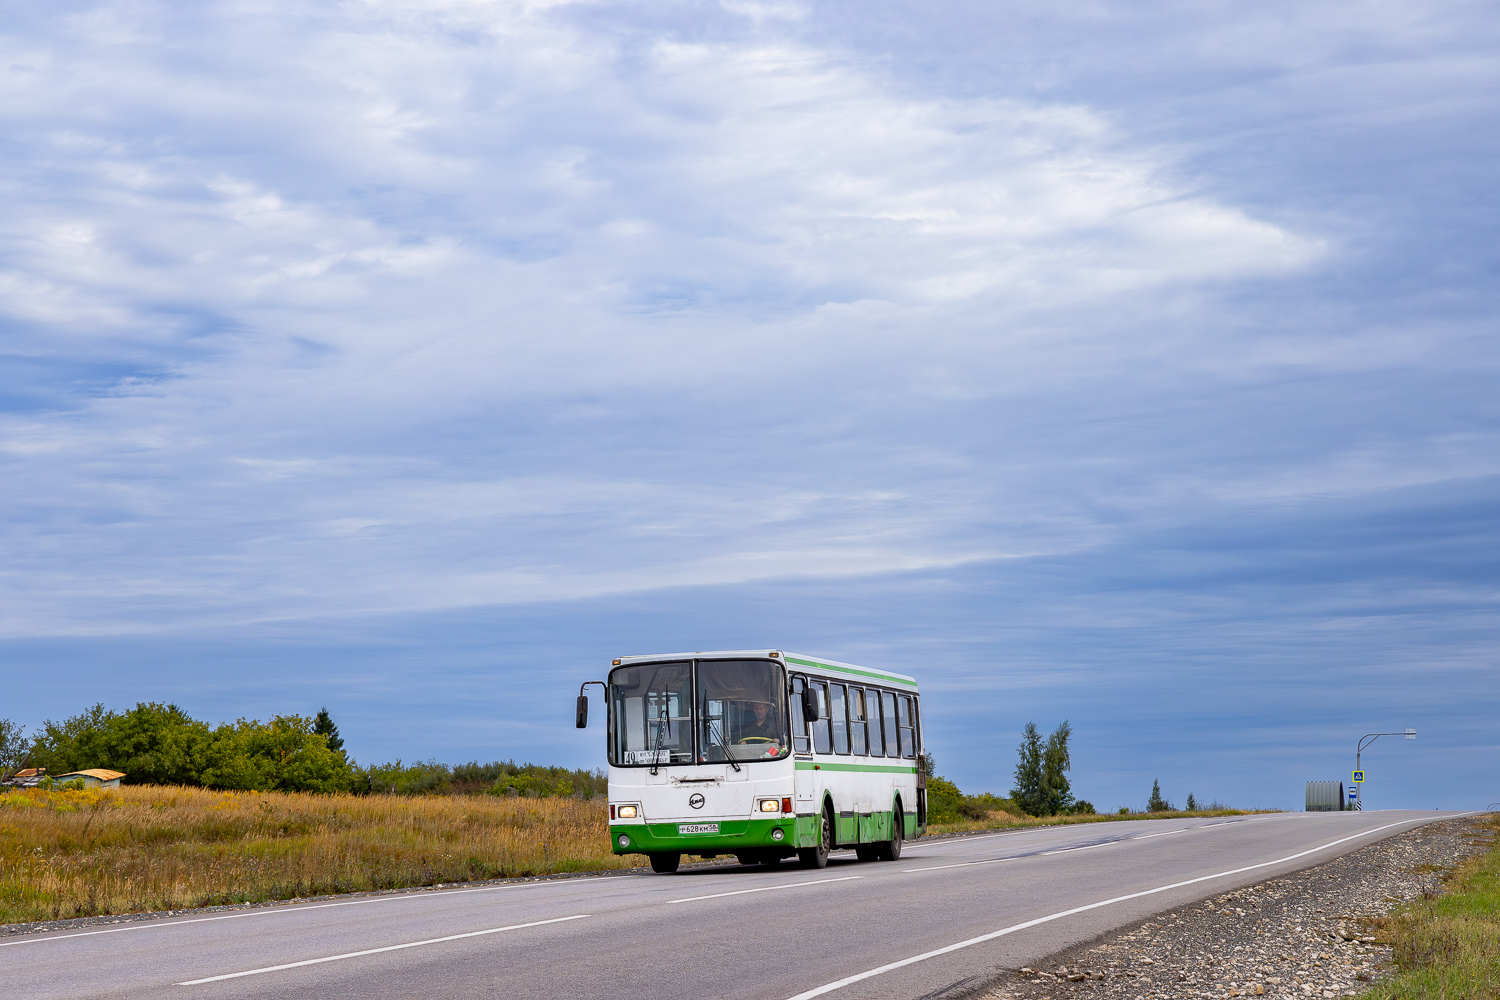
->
[965, 816, 1486, 1000]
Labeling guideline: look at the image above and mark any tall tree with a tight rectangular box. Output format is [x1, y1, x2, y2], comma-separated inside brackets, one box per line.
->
[1010, 721, 1045, 816]
[313, 707, 345, 756]
[0, 718, 28, 780]
[1040, 720, 1074, 815]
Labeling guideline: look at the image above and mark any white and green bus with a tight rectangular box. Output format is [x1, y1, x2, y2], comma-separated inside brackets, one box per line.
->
[576, 649, 926, 874]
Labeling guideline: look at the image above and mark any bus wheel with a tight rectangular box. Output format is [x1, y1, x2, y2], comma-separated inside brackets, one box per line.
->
[798, 808, 832, 869]
[877, 809, 904, 861]
[649, 852, 681, 874]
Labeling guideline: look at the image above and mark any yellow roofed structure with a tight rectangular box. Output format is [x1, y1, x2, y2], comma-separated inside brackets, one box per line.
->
[54, 769, 127, 789]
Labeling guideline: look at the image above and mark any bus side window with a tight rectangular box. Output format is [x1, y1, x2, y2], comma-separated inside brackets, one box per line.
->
[849, 688, 867, 755]
[867, 690, 884, 756]
[830, 684, 849, 754]
[898, 695, 916, 758]
[811, 681, 832, 755]
[881, 691, 898, 757]
[791, 675, 810, 753]
[910, 696, 921, 759]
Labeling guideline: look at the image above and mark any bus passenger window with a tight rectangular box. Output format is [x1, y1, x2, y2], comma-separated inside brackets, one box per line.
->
[791, 675, 810, 753]
[898, 695, 916, 758]
[849, 688, 867, 755]
[866, 691, 884, 756]
[811, 682, 832, 755]
[910, 696, 921, 759]
[881, 691, 898, 758]
[830, 684, 849, 754]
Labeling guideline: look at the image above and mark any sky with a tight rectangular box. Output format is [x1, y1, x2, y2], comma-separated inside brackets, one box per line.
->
[1, 0, 1496, 811]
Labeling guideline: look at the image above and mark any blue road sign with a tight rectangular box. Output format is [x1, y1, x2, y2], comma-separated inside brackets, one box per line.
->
[1352, 770, 1365, 783]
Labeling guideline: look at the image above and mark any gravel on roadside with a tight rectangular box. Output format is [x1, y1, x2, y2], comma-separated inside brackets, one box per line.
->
[962, 816, 1490, 1000]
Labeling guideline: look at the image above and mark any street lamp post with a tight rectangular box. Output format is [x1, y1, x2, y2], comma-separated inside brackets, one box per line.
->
[1353, 729, 1416, 810]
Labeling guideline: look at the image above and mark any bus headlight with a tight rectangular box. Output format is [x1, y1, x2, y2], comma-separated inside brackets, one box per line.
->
[618, 834, 630, 847]
[757, 798, 781, 813]
[616, 804, 638, 819]
[771, 829, 784, 841]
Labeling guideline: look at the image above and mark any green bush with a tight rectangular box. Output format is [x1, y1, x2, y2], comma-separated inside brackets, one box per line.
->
[25, 702, 357, 792]
[925, 776, 1013, 823]
[357, 759, 605, 798]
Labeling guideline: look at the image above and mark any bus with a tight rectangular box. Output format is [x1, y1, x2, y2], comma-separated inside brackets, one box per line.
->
[575, 649, 926, 873]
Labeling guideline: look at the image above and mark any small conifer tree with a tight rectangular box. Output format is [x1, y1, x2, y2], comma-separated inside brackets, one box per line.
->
[1010, 722, 1045, 816]
[1186, 792, 1198, 811]
[1147, 778, 1170, 812]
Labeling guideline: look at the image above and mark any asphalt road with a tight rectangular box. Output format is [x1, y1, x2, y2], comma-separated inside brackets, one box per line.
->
[1, 810, 1461, 1000]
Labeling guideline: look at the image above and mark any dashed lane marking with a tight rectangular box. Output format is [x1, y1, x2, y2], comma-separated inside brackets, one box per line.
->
[175, 914, 592, 985]
[668, 876, 863, 904]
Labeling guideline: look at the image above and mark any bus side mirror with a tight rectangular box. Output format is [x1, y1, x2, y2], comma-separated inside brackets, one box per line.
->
[575, 695, 589, 729]
[800, 687, 819, 723]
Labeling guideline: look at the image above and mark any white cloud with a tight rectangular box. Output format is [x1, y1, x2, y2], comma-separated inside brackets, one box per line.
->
[0, 0, 1367, 636]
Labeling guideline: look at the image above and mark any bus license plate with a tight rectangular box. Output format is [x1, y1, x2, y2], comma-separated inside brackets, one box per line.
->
[678, 823, 719, 835]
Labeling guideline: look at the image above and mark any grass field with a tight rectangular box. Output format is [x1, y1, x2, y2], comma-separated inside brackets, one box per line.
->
[0, 786, 1256, 925]
[1359, 813, 1500, 1000]
[0, 785, 632, 924]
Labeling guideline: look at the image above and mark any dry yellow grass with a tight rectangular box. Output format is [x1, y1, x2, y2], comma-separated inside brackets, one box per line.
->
[0, 785, 628, 924]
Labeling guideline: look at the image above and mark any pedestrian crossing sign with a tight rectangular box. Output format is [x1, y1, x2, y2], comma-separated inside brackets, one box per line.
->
[1352, 770, 1365, 783]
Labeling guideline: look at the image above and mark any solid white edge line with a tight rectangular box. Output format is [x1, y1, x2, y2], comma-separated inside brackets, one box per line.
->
[784, 816, 1456, 1000]
[0, 876, 638, 949]
[669, 876, 862, 904]
[176, 914, 591, 985]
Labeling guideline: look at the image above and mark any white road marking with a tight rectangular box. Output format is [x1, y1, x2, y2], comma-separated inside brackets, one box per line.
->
[175, 913, 591, 985]
[784, 817, 1440, 1000]
[668, 876, 862, 904]
[1040, 840, 1119, 855]
[897, 830, 1028, 857]
[908, 821, 1219, 870]
[904, 856, 1020, 873]
[0, 876, 636, 949]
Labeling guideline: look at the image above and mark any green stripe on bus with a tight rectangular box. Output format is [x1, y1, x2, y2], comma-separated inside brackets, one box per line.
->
[794, 761, 917, 774]
[784, 657, 918, 688]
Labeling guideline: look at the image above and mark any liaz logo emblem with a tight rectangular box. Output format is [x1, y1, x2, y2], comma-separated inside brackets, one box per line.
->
[688, 793, 705, 809]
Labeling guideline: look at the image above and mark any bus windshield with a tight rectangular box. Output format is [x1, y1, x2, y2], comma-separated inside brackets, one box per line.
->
[698, 660, 788, 763]
[609, 661, 693, 766]
[608, 659, 788, 766]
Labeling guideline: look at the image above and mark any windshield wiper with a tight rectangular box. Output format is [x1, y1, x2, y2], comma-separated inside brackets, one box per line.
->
[711, 719, 742, 772]
[650, 705, 669, 775]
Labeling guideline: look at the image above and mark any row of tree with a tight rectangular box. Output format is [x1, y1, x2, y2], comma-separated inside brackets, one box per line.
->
[932, 723, 1224, 820]
[0, 704, 602, 798]
[3, 703, 354, 792]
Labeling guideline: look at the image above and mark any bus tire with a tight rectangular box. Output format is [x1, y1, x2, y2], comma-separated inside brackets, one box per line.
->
[649, 852, 681, 874]
[798, 807, 833, 869]
[877, 805, 904, 861]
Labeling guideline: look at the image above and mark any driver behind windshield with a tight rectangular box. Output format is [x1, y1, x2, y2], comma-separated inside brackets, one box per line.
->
[737, 700, 781, 742]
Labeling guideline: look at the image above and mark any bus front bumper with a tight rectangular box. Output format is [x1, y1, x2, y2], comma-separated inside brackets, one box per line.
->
[609, 816, 803, 855]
